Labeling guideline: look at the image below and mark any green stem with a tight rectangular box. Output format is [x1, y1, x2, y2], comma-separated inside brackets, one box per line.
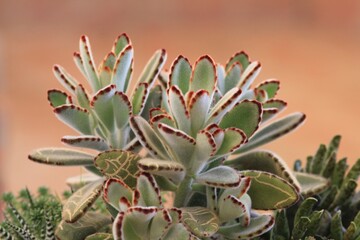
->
[174, 175, 193, 208]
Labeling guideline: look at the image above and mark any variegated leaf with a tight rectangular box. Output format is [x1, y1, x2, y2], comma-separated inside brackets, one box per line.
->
[62, 179, 104, 223]
[94, 150, 140, 188]
[195, 166, 241, 188]
[241, 170, 299, 210]
[112, 45, 133, 92]
[132, 82, 149, 115]
[255, 80, 280, 99]
[237, 61, 261, 91]
[137, 158, 185, 183]
[28, 148, 94, 166]
[112, 33, 131, 56]
[295, 171, 330, 197]
[61, 135, 110, 151]
[190, 55, 217, 94]
[103, 178, 132, 212]
[56, 212, 111, 240]
[219, 100, 262, 138]
[47, 89, 72, 108]
[169, 55, 192, 94]
[54, 104, 93, 135]
[91, 85, 116, 131]
[181, 207, 219, 238]
[218, 194, 251, 224]
[189, 90, 211, 135]
[236, 112, 306, 153]
[53, 65, 78, 94]
[226, 151, 300, 192]
[137, 49, 167, 86]
[225, 51, 250, 72]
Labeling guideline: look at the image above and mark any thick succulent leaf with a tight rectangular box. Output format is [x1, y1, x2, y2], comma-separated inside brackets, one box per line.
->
[190, 130, 216, 173]
[216, 64, 226, 91]
[189, 90, 211, 135]
[75, 84, 91, 110]
[344, 158, 360, 184]
[28, 148, 94, 166]
[218, 214, 274, 239]
[292, 217, 311, 240]
[223, 62, 241, 94]
[169, 55, 192, 94]
[112, 33, 131, 56]
[181, 207, 219, 238]
[330, 179, 357, 210]
[53, 65, 78, 94]
[66, 173, 101, 191]
[255, 89, 268, 102]
[73, 52, 88, 80]
[236, 112, 306, 153]
[98, 52, 116, 87]
[137, 158, 185, 183]
[226, 151, 300, 192]
[113, 207, 158, 240]
[54, 104, 93, 135]
[56, 212, 111, 240]
[141, 85, 163, 120]
[150, 114, 176, 128]
[132, 82, 149, 115]
[112, 45, 133, 92]
[168, 85, 191, 133]
[218, 194, 251, 224]
[262, 99, 287, 122]
[294, 172, 329, 196]
[130, 116, 169, 159]
[237, 61, 261, 91]
[113, 92, 132, 129]
[331, 158, 348, 188]
[48, 89, 71, 108]
[220, 176, 252, 201]
[310, 144, 327, 174]
[255, 80, 280, 99]
[135, 173, 162, 207]
[79, 35, 101, 91]
[156, 123, 195, 165]
[161, 223, 197, 240]
[294, 197, 318, 227]
[149, 209, 172, 240]
[271, 210, 290, 239]
[225, 51, 250, 72]
[61, 135, 110, 151]
[91, 85, 116, 131]
[219, 100, 262, 138]
[85, 233, 114, 240]
[241, 170, 299, 210]
[103, 178, 132, 212]
[195, 166, 241, 188]
[216, 128, 247, 155]
[190, 55, 217, 94]
[137, 49, 167, 86]
[206, 88, 243, 124]
[62, 179, 104, 223]
[94, 150, 140, 188]
[330, 211, 343, 240]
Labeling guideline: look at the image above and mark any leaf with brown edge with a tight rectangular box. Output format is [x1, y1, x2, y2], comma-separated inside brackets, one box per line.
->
[219, 175, 251, 203]
[262, 99, 287, 121]
[219, 100, 262, 138]
[62, 178, 104, 223]
[73, 52, 87, 79]
[79, 35, 101, 91]
[236, 112, 306, 153]
[28, 147, 95, 166]
[181, 207, 219, 238]
[136, 173, 162, 207]
[237, 61, 262, 91]
[48, 89, 72, 108]
[137, 49, 167, 86]
[168, 85, 191, 133]
[225, 150, 301, 193]
[255, 88, 268, 103]
[225, 51, 250, 72]
[262, 108, 278, 123]
[137, 158, 185, 184]
[169, 55, 192, 95]
[91, 85, 116, 132]
[161, 223, 199, 240]
[132, 82, 149, 115]
[215, 127, 247, 156]
[94, 150, 140, 188]
[113, 207, 159, 240]
[98, 52, 116, 88]
[255, 80, 280, 99]
[113, 91, 132, 129]
[218, 194, 251, 224]
[216, 64, 226, 94]
[141, 85, 163, 121]
[149, 209, 173, 240]
[66, 173, 101, 192]
[112, 45, 133, 92]
[53, 65, 78, 94]
[54, 104, 93, 135]
[112, 33, 131, 56]
[61, 135, 110, 151]
[241, 170, 299, 210]
[294, 172, 330, 197]
[189, 90, 211, 135]
[150, 114, 176, 128]
[190, 55, 217, 94]
[56, 212, 111, 240]
[130, 116, 169, 159]
[103, 178, 132, 212]
[75, 84, 91, 110]
[190, 130, 217, 174]
[195, 166, 241, 188]
[156, 123, 196, 166]
[224, 62, 242, 94]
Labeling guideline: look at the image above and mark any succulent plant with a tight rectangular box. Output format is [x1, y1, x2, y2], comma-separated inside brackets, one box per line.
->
[270, 135, 360, 239]
[25, 34, 312, 239]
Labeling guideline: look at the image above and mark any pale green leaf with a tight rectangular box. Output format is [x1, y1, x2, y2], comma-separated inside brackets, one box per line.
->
[103, 178, 132, 212]
[79, 35, 100, 91]
[195, 166, 241, 188]
[112, 33, 131, 56]
[112, 45, 133, 92]
[135, 173, 162, 207]
[91, 85, 116, 132]
[215, 128, 246, 156]
[169, 55, 191, 94]
[189, 90, 211, 135]
[237, 61, 261, 91]
[168, 85, 191, 133]
[132, 82, 149, 115]
[181, 207, 219, 238]
[224, 62, 241, 94]
[190, 55, 217, 94]
[98, 52, 116, 87]
[47, 89, 71, 108]
[53, 65, 78, 94]
[294, 172, 329, 196]
[137, 49, 167, 86]
[225, 51, 250, 72]
[61, 135, 110, 151]
[255, 80, 280, 99]
[112, 92, 132, 129]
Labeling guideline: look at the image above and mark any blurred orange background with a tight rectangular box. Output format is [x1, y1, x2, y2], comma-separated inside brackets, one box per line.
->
[0, 1, 359, 195]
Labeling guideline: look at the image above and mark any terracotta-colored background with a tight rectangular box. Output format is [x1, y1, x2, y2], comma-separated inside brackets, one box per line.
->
[0, 1, 360, 195]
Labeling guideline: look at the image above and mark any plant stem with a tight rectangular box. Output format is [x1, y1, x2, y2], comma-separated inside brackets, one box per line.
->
[174, 175, 193, 207]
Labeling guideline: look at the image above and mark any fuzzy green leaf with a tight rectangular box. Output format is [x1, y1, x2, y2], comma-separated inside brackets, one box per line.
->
[103, 178, 132, 212]
[195, 166, 241, 188]
[112, 45, 133, 92]
[223, 63, 241, 94]
[189, 90, 211, 135]
[181, 207, 219, 238]
[137, 49, 166, 86]
[190, 56, 217, 94]
[112, 33, 131, 56]
[132, 82, 149, 115]
[256, 80, 280, 99]
[61, 135, 110, 151]
[294, 172, 329, 196]
[225, 51, 250, 72]
[169, 55, 192, 94]
[330, 211, 344, 240]
[168, 85, 191, 133]
[91, 85, 116, 131]
[53, 65, 78, 94]
[135, 173, 162, 207]
[79, 35, 100, 91]
[47, 89, 71, 108]
[238, 61, 261, 91]
[28, 148, 94, 166]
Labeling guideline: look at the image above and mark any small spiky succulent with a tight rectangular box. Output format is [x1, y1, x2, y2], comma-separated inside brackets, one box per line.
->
[270, 135, 360, 240]
[23, 34, 325, 239]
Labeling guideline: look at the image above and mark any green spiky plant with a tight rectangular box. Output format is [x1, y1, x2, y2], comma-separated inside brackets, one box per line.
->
[270, 135, 360, 240]
[10, 33, 341, 239]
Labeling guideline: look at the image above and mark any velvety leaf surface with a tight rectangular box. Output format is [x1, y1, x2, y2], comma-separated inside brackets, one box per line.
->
[225, 51, 250, 72]
[28, 148, 94, 166]
[195, 166, 241, 188]
[61, 135, 110, 151]
[103, 178, 132, 212]
[47, 89, 70, 108]
[181, 207, 219, 238]
[190, 55, 217, 94]
[112, 45, 133, 92]
[137, 49, 166, 85]
[294, 172, 329, 196]
[169, 55, 192, 94]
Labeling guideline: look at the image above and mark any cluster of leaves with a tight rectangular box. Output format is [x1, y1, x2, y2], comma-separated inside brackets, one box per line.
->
[270, 135, 360, 239]
[23, 33, 328, 240]
[0, 187, 62, 240]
